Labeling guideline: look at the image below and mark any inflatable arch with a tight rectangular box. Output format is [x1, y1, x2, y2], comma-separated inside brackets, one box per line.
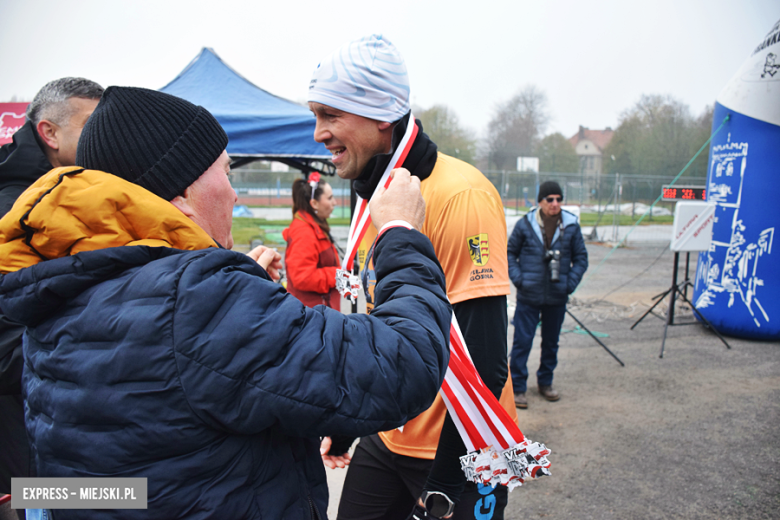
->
[693, 19, 780, 340]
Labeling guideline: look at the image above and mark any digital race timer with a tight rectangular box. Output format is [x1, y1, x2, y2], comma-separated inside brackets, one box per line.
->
[661, 185, 707, 201]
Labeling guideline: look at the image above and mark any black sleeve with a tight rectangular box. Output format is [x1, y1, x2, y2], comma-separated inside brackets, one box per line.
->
[174, 227, 452, 439]
[0, 182, 30, 396]
[423, 295, 508, 502]
[0, 314, 25, 395]
[326, 434, 356, 456]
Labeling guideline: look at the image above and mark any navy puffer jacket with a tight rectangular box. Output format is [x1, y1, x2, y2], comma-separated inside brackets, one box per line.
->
[0, 169, 451, 519]
[507, 208, 588, 307]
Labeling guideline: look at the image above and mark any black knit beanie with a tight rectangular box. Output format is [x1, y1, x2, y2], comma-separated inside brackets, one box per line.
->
[76, 86, 228, 201]
[538, 181, 563, 202]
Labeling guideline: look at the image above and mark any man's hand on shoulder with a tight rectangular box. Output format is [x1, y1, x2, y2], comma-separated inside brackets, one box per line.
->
[370, 168, 425, 231]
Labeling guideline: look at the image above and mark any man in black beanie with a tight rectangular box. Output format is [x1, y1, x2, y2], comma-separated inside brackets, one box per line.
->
[507, 181, 588, 409]
[0, 86, 453, 519]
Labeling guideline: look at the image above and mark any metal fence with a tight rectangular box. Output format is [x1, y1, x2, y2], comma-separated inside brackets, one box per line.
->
[230, 165, 706, 244]
[484, 170, 705, 215]
[230, 167, 353, 210]
[490, 170, 707, 244]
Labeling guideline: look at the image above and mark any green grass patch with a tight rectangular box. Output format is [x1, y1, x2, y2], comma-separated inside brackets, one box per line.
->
[232, 218, 270, 246]
[504, 207, 672, 225]
[234, 210, 672, 248]
[231, 217, 351, 246]
[578, 213, 674, 226]
[253, 218, 351, 227]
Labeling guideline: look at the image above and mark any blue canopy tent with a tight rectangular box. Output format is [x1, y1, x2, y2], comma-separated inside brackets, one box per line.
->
[160, 47, 333, 175]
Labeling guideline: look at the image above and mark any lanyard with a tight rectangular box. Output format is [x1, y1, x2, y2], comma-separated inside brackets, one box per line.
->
[340, 117, 418, 272]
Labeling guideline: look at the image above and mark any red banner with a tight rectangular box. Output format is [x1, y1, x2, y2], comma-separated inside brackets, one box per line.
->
[0, 103, 29, 146]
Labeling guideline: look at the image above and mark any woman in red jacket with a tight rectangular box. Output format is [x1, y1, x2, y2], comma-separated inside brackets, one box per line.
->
[282, 175, 341, 309]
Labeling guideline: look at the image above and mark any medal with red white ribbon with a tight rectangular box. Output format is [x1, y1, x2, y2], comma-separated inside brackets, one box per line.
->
[337, 115, 551, 490]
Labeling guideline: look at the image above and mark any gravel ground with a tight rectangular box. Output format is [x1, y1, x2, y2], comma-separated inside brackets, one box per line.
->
[325, 243, 780, 519]
[502, 244, 780, 519]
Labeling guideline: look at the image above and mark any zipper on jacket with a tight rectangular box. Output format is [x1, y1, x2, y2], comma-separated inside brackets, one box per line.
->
[307, 493, 321, 520]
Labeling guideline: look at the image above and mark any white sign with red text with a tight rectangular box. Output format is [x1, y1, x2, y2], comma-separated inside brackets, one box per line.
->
[671, 202, 715, 252]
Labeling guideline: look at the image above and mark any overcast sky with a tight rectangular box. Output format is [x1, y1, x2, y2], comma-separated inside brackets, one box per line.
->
[1, 0, 777, 140]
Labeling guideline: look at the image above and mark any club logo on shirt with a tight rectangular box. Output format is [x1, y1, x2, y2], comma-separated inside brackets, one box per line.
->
[467, 233, 490, 266]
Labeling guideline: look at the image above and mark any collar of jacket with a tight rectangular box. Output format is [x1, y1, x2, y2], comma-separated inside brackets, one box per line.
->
[353, 112, 438, 200]
[0, 120, 53, 192]
[526, 207, 579, 248]
[0, 167, 218, 274]
[291, 210, 330, 241]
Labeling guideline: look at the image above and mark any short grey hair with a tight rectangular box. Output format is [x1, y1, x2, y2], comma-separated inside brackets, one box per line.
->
[26, 77, 104, 127]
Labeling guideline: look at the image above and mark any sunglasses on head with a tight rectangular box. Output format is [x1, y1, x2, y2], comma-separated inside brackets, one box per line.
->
[544, 196, 562, 203]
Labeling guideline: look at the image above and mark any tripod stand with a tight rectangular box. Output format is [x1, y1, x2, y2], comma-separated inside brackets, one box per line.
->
[631, 252, 731, 358]
[566, 309, 624, 366]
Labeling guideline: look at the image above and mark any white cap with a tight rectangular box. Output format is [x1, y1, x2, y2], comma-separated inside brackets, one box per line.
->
[308, 34, 410, 122]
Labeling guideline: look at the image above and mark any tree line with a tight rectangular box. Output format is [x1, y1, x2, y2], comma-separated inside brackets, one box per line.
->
[416, 87, 714, 178]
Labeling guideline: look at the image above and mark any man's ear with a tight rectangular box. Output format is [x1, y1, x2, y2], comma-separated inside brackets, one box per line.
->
[378, 121, 394, 153]
[36, 120, 60, 150]
[170, 188, 196, 217]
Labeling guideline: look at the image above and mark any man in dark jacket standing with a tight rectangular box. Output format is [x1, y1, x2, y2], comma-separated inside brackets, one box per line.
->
[507, 181, 588, 409]
[0, 77, 102, 518]
[0, 86, 451, 520]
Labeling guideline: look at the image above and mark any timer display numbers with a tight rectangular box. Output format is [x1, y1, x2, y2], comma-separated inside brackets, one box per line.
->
[661, 185, 707, 201]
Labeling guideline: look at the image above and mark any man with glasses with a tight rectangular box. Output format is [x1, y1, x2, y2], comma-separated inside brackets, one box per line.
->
[507, 181, 588, 409]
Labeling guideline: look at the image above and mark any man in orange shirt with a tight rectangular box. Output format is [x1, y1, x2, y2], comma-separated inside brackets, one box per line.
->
[310, 35, 515, 519]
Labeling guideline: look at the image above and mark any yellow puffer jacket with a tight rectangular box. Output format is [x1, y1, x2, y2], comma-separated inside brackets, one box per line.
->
[0, 167, 217, 274]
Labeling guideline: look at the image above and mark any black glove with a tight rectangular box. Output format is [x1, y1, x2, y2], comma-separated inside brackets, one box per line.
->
[326, 435, 355, 456]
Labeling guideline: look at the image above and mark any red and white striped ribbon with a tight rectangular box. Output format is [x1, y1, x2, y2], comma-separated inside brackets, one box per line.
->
[338, 115, 551, 489]
[339, 116, 419, 272]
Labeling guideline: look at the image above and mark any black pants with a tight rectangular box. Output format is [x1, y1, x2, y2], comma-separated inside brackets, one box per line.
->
[337, 434, 507, 520]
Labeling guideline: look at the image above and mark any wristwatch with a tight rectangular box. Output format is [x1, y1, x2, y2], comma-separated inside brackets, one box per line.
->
[420, 490, 455, 518]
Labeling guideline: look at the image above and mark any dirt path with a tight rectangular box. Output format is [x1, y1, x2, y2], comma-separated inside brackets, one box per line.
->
[507, 244, 780, 519]
[325, 244, 780, 519]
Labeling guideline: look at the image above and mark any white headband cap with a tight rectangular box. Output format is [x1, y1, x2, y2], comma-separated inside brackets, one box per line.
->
[308, 34, 410, 123]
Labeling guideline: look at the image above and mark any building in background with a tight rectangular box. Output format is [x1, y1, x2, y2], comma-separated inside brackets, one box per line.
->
[569, 126, 614, 177]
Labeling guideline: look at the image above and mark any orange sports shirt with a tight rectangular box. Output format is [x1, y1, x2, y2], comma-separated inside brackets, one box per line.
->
[356, 152, 515, 459]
